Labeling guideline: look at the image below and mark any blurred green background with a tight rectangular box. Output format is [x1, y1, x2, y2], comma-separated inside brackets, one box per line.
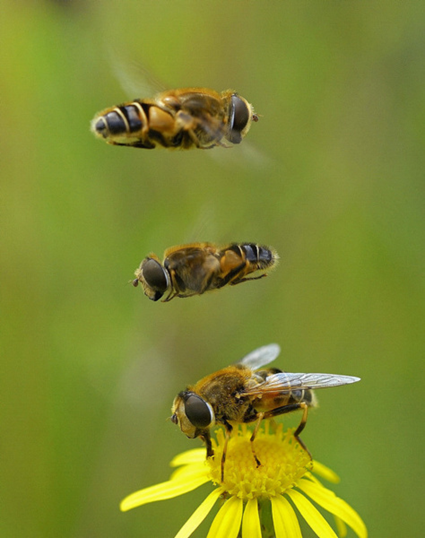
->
[1, 1, 424, 537]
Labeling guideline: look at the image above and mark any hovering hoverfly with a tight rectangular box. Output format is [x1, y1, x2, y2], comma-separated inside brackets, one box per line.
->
[91, 88, 258, 150]
[132, 242, 278, 302]
[171, 344, 360, 481]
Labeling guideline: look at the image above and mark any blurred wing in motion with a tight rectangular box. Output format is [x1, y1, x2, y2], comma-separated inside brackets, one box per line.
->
[108, 47, 166, 99]
[183, 202, 218, 244]
[208, 139, 274, 171]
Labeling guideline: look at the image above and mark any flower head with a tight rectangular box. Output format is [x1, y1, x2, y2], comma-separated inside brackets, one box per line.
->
[121, 424, 367, 538]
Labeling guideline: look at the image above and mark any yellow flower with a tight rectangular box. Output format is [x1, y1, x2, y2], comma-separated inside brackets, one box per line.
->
[121, 424, 367, 538]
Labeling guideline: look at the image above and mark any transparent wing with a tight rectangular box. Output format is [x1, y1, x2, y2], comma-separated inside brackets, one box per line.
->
[108, 47, 167, 99]
[208, 139, 275, 171]
[242, 372, 360, 396]
[238, 343, 281, 370]
[183, 202, 217, 244]
[192, 113, 228, 144]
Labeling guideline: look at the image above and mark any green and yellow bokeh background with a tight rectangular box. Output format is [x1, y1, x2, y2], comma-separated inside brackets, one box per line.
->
[1, 1, 423, 537]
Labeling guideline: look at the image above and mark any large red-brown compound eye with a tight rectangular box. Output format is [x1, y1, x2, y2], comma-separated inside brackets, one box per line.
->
[184, 394, 213, 429]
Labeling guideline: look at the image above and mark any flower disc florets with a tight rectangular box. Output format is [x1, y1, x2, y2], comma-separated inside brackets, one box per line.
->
[208, 424, 312, 500]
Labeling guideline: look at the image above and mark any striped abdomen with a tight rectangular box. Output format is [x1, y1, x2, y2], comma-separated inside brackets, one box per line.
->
[90, 100, 183, 149]
[227, 243, 278, 270]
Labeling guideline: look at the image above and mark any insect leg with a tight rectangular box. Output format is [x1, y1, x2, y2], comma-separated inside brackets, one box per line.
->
[186, 128, 203, 148]
[262, 402, 312, 459]
[163, 292, 178, 302]
[221, 421, 233, 482]
[200, 430, 214, 459]
[108, 140, 156, 149]
[174, 111, 203, 148]
[249, 412, 265, 467]
[164, 290, 203, 301]
[217, 261, 248, 287]
[201, 269, 219, 293]
[292, 402, 312, 459]
[188, 111, 227, 148]
[230, 274, 267, 285]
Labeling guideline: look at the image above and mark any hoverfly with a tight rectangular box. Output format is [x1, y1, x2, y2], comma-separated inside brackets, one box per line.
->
[132, 242, 278, 302]
[171, 344, 360, 481]
[91, 88, 258, 150]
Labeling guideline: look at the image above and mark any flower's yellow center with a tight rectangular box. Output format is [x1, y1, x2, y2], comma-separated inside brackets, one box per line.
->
[207, 424, 312, 501]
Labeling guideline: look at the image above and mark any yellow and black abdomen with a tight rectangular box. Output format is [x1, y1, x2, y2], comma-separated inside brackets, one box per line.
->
[219, 243, 278, 285]
[91, 102, 148, 146]
[238, 243, 277, 270]
[91, 100, 185, 149]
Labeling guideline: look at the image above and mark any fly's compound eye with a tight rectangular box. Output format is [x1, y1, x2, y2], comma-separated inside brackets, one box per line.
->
[142, 258, 168, 301]
[184, 394, 213, 429]
[228, 94, 250, 144]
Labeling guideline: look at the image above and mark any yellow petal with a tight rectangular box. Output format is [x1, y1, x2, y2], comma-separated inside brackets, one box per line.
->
[170, 448, 206, 467]
[297, 478, 367, 538]
[242, 498, 261, 538]
[170, 462, 208, 481]
[287, 489, 338, 538]
[207, 496, 243, 538]
[271, 495, 302, 538]
[312, 461, 340, 483]
[174, 488, 223, 538]
[120, 475, 210, 511]
[334, 515, 347, 538]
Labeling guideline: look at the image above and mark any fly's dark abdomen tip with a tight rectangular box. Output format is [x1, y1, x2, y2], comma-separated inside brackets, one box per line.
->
[240, 243, 275, 266]
[258, 246, 273, 264]
[94, 118, 107, 137]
